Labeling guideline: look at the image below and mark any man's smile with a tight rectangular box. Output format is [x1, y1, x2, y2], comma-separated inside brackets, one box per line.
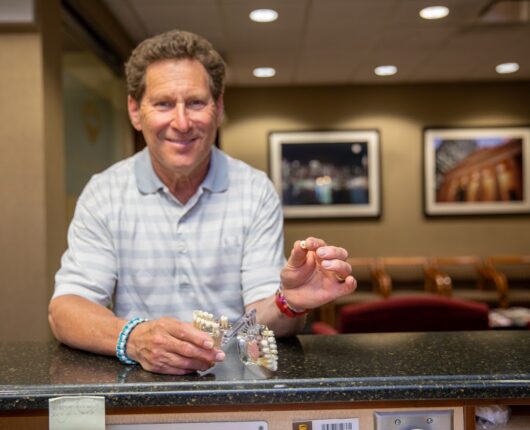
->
[164, 136, 198, 145]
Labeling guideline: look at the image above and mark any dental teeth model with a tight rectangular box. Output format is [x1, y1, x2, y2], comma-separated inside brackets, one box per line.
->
[237, 325, 278, 371]
[192, 309, 278, 371]
[192, 310, 230, 348]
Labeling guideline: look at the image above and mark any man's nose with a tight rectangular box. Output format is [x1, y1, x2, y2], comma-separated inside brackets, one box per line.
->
[170, 105, 191, 132]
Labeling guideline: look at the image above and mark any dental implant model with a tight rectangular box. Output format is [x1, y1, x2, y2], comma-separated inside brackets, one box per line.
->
[192, 310, 230, 348]
[192, 309, 278, 371]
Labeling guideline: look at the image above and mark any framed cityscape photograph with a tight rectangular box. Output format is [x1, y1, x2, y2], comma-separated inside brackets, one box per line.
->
[423, 126, 530, 216]
[268, 130, 381, 219]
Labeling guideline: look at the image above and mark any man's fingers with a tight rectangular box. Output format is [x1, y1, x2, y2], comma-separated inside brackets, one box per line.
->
[334, 276, 357, 296]
[165, 342, 222, 367]
[163, 319, 214, 349]
[335, 273, 346, 283]
[316, 246, 349, 261]
[160, 320, 226, 363]
[299, 237, 327, 251]
[320, 257, 352, 277]
[135, 318, 225, 374]
[289, 237, 327, 267]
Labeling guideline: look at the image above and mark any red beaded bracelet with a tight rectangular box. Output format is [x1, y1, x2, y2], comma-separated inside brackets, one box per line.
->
[275, 288, 309, 318]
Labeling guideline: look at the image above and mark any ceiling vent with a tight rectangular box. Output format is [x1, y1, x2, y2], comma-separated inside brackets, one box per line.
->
[479, 0, 530, 23]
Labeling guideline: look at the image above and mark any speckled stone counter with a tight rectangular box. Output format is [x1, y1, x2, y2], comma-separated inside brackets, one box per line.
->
[0, 331, 529, 411]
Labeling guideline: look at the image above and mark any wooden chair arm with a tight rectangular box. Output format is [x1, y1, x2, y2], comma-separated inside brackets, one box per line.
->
[371, 267, 392, 297]
[424, 266, 453, 296]
[478, 265, 509, 308]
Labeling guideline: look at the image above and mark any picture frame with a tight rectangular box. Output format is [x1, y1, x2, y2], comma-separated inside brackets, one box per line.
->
[268, 130, 381, 219]
[423, 126, 530, 216]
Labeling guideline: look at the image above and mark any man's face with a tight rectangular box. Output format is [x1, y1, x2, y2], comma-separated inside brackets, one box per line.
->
[128, 58, 223, 184]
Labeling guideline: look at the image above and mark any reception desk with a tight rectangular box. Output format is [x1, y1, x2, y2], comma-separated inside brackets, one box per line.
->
[0, 331, 529, 429]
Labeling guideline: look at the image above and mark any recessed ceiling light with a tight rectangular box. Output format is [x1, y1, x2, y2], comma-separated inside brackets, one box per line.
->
[374, 65, 397, 76]
[496, 62, 520, 74]
[253, 67, 276, 78]
[249, 9, 278, 23]
[419, 6, 450, 20]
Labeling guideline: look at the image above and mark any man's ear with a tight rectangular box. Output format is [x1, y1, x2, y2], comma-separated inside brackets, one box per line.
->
[128, 95, 142, 131]
[215, 95, 225, 126]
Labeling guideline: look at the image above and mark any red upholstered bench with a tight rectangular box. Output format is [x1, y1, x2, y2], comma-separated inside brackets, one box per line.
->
[312, 295, 490, 334]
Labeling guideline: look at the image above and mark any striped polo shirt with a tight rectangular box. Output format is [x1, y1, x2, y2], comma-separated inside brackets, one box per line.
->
[53, 146, 286, 323]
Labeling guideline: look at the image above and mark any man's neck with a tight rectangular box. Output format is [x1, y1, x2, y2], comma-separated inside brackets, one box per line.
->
[166, 174, 203, 204]
[152, 157, 211, 205]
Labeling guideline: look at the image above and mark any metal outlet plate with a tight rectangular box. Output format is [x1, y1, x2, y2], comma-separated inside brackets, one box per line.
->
[374, 410, 453, 430]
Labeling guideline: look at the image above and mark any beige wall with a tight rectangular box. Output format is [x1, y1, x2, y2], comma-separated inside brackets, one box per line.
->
[222, 82, 530, 258]
[0, 0, 65, 341]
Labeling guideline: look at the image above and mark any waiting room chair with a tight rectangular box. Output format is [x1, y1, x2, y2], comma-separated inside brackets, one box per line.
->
[427, 256, 509, 308]
[373, 256, 441, 296]
[318, 256, 450, 327]
[485, 255, 530, 307]
[312, 295, 490, 334]
[318, 257, 381, 326]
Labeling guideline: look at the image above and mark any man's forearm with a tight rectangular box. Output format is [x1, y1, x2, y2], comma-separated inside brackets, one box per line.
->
[247, 295, 306, 337]
[48, 295, 126, 356]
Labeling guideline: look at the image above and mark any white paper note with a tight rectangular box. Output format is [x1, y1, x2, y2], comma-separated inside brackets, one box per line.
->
[49, 396, 105, 430]
[108, 422, 267, 429]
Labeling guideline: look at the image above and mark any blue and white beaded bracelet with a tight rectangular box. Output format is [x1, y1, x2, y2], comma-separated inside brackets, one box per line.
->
[116, 317, 149, 365]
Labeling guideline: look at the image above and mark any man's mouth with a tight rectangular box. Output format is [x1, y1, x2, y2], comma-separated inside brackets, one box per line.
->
[165, 136, 197, 145]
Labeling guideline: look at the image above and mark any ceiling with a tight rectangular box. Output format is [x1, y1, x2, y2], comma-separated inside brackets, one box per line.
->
[100, 0, 530, 87]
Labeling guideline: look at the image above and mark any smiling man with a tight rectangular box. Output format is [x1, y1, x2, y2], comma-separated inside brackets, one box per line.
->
[49, 30, 356, 375]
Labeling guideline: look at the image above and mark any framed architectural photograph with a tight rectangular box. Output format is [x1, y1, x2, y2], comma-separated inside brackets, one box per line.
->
[423, 126, 530, 216]
[268, 130, 381, 218]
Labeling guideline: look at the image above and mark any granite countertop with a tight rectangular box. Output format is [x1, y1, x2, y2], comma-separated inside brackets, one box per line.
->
[0, 331, 529, 411]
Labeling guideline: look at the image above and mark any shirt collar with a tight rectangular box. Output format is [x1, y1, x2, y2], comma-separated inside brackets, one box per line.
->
[134, 146, 229, 194]
[134, 148, 163, 194]
[202, 146, 229, 193]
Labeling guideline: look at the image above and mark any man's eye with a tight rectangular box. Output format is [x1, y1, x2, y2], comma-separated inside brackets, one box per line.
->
[188, 100, 207, 110]
[155, 101, 173, 109]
